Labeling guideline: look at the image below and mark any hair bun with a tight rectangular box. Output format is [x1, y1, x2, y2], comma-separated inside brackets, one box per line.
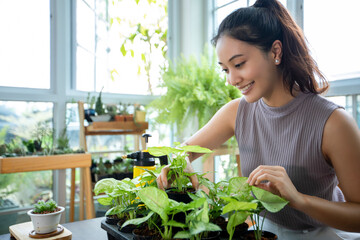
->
[253, 0, 276, 8]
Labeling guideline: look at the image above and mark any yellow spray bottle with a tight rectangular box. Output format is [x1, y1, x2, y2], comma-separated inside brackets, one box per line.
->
[122, 134, 168, 181]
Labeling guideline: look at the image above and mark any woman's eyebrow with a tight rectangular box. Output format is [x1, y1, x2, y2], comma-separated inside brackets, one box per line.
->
[218, 54, 244, 65]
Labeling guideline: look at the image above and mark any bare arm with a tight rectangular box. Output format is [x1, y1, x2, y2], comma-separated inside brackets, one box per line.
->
[156, 98, 241, 189]
[247, 108, 360, 231]
[295, 108, 360, 231]
[184, 98, 240, 162]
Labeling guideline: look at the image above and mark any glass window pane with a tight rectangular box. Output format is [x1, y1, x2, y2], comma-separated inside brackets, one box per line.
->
[0, 101, 53, 233]
[304, 0, 360, 81]
[77, 0, 96, 51]
[75, 0, 168, 95]
[326, 95, 352, 116]
[76, 46, 95, 91]
[0, 1, 50, 89]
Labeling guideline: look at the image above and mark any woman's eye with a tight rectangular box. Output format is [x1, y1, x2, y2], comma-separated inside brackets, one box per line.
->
[235, 62, 245, 68]
[222, 69, 229, 73]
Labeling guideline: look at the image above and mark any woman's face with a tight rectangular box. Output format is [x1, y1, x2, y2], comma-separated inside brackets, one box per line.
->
[216, 35, 282, 103]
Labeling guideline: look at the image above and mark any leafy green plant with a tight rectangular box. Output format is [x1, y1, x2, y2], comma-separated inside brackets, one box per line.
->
[114, 0, 168, 95]
[122, 186, 204, 240]
[148, 49, 241, 136]
[173, 191, 222, 240]
[221, 177, 288, 240]
[94, 178, 141, 221]
[86, 92, 96, 109]
[147, 144, 212, 193]
[33, 199, 58, 214]
[95, 87, 105, 115]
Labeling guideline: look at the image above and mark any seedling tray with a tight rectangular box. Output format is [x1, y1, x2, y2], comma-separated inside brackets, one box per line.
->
[101, 219, 132, 240]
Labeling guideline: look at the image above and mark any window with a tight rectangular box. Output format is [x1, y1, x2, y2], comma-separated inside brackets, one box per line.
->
[75, 0, 168, 95]
[0, 101, 53, 232]
[0, 0, 50, 89]
[304, 0, 360, 81]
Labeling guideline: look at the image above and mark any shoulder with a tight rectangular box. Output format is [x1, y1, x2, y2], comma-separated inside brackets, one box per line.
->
[322, 108, 360, 162]
[322, 108, 360, 202]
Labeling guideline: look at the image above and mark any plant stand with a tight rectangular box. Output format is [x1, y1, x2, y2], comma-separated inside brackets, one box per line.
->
[0, 153, 95, 222]
[9, 222, 72, 240]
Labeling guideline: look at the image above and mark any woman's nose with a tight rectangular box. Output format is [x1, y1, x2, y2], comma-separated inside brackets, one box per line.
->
[227, 71, 241, 86]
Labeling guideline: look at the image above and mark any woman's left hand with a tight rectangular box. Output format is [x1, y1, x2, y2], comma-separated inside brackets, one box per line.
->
[247, 165, 305, 207]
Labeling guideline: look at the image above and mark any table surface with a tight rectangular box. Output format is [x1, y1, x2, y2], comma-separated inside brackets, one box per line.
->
[0, 217, 108, 240]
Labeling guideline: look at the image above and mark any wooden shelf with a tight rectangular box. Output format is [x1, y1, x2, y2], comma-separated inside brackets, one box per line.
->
[0, 153, 91, 174]
[85, 121, 148, 135]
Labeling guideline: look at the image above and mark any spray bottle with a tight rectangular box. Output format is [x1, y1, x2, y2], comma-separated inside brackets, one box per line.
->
[122, 133, 168, 179]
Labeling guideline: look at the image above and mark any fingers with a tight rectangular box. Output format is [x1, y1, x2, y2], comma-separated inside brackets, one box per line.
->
[189, 174, 199, 190]
[156, 165, 170, 190]
[247, 165, 285, 186]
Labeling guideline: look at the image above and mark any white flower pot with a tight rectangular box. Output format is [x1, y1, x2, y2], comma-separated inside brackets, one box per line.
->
[27, 206, 65, 234]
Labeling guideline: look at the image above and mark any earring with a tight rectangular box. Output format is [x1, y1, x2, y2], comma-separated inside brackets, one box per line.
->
[275, 59, 280, 64]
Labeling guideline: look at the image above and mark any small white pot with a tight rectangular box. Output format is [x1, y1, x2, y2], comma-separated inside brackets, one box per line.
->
[27, 206, 65, 234]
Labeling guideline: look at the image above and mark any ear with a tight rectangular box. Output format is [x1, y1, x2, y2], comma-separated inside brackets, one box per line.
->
[271, 40, 283, 65]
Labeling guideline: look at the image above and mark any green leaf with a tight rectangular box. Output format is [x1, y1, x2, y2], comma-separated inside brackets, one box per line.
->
[227, 211, 248, 239]
[189, 221, 221, 235]
[180, 145, 213, 153]
[121, 211, 154, 229]
[120, 44, 126, 56]
[173, 231, 192, 238]
[222, 201, 257, 214]
[97, 197, 113, 206]
[94, 178, 118, 195]
[228, 177, 251, 194]
[163, 220, 187, 228]
[147, 146, 180, 156]
[252, 186, 289, 213]
[105, 206, 125, 216]
[138, 187, 169, 222]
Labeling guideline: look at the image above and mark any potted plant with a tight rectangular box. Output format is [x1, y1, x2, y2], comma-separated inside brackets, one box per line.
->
[147, 49, 241, 138]
[134, 103, 146, 123]
[113, 157, 134, 180]
[147, 144, 212, 203]
[173, 191, 222, 240]
[85, 92, 96, 122]
[94, 177, 142, 231]
[27, 199, 65, 234]
[92, 87, 111, 122]
[194, 175, 249, 238]
[221, 177, 288, 240]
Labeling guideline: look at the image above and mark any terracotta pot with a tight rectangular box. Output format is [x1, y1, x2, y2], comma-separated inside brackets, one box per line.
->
[114, 115, 125, 121]
[124, 114, 134, 122]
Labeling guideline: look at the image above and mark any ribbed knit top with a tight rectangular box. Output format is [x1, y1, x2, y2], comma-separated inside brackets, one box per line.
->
[235, 92, 345, 230]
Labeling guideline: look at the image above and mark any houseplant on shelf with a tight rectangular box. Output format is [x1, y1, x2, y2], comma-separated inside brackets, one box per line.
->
[92, 87, 111, 122]
[27, 199, 65, 234]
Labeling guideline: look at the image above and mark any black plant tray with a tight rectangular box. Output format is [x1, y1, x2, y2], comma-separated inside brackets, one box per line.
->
[101, 219, 133, 240]
[101, 218, 247, 240]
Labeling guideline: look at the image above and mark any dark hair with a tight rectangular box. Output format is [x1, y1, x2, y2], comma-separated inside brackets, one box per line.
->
[211, 0, 328, 95]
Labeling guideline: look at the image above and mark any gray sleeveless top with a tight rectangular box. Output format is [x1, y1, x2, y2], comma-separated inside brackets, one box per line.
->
[235, 92, 345, 230]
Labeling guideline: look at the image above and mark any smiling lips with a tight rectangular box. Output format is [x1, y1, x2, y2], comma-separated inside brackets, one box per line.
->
[238, 81, 255, 94]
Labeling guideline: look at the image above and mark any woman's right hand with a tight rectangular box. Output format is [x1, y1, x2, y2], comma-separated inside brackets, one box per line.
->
[156, 157, 199, 190]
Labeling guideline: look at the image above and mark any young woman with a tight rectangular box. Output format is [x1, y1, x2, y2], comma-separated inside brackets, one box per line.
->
[157, 0, 360, 238]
